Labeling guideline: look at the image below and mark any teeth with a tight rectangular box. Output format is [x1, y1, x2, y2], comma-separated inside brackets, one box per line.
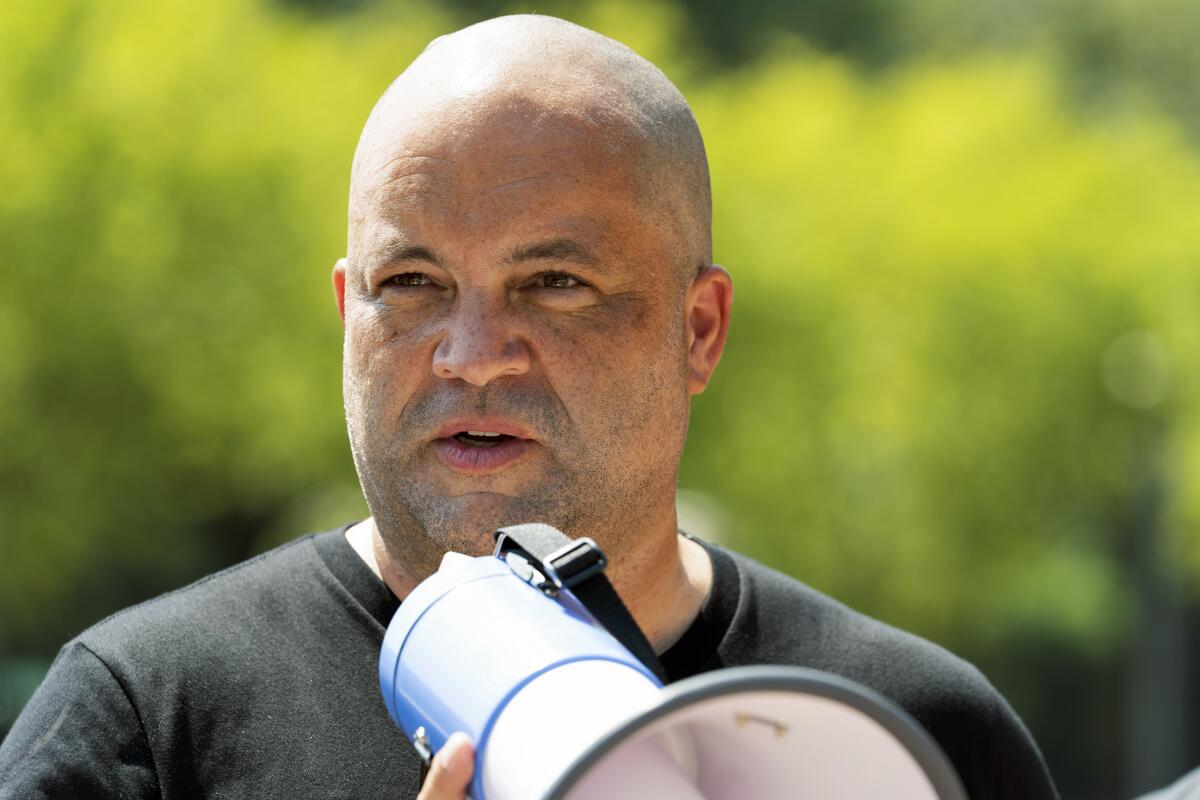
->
[466, 430, 502, 437]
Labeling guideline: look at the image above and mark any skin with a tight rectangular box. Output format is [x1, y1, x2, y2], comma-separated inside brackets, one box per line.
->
[332, 15, 732, 798]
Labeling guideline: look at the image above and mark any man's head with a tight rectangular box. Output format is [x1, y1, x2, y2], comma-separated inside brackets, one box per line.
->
[334, 15, 731, 582]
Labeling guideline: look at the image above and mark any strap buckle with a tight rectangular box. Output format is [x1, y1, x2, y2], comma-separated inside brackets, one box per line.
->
[543, 538, 607, 590]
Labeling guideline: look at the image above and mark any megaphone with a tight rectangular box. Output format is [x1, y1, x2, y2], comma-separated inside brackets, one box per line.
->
[379, 524, 967, 799]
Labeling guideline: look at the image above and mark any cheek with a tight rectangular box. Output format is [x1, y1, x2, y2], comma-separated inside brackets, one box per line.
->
[540, 303, 689, 433]
[348, 299, 434, 354]
[344, 305, 435, 404]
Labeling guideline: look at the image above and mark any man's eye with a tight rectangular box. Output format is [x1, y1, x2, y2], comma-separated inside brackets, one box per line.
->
[535, 273, 580, 289]
[385, 272, 433, 288]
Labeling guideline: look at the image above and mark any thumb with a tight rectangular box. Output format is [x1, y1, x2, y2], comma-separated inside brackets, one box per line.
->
[417, 732, 474, 800]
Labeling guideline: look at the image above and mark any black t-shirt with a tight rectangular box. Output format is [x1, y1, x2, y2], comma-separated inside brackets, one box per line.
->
[0, 527, 1059, 799]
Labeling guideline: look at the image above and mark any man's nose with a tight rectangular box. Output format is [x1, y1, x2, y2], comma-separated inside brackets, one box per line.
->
[431, 292, 531, 386]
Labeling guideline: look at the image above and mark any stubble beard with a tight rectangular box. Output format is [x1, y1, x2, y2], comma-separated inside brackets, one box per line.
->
[345, 378, 674, 581]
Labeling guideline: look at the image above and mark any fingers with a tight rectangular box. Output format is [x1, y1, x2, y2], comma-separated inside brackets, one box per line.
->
[416, 732, 474, 800]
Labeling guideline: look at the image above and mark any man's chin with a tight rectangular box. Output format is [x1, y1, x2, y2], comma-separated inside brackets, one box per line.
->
[430, 491, 565, 556]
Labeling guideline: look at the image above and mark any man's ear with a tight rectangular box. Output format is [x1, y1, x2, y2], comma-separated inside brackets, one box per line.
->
[685, 265, 733, 395]
[332, 258, 348, 328]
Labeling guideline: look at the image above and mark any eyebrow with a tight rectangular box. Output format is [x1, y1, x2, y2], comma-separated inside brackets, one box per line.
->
[509, 238, 601, 268]
[366, 236, 603, 272]
[368, 241, 441, 267]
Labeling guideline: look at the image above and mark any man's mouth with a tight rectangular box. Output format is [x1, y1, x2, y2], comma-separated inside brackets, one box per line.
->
[433, 422, 534, 474]
[452, 430, 518, 448]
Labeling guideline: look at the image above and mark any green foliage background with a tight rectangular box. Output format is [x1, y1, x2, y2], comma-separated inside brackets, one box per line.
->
[3, 0, 1199, 796]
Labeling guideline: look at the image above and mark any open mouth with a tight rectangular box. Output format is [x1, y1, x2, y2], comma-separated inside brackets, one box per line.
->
[452, 430, 518, 448]
[433, 421, 532, 474]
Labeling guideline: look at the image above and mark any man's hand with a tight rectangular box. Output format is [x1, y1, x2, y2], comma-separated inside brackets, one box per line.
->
[416, 732, 474, 800]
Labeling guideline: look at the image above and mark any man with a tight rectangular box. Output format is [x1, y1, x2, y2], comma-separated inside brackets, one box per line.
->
[0, 14, 1058, 800]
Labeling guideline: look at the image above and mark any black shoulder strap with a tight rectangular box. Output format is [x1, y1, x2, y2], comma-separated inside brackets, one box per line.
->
[493, 523, 668, 684]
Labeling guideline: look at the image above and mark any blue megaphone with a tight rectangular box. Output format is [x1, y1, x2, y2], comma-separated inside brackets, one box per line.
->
[379, 523, 968, 800]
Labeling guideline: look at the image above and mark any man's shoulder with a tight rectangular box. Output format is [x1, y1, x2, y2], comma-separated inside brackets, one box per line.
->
[7, 529, 417, 798]
[719, 544, 992, 701]
[710, 546, 1060, 796]
[715, 544, 1058, 799]
[74, 533, 331, 666]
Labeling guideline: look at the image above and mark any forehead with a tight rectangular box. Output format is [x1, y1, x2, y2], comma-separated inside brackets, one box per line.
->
[350, 94, 656, 259]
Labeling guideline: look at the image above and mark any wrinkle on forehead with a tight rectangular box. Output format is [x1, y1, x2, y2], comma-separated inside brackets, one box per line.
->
[369, 153, 457, 183]
[481, 173, 557, 193]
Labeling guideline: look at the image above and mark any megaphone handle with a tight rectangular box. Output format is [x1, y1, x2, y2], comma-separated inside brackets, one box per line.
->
[494, 525, 668, 684]
[412, 726, 432, 784]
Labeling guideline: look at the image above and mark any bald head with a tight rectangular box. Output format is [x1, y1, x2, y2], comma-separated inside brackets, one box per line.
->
[350, 14, 712, 277]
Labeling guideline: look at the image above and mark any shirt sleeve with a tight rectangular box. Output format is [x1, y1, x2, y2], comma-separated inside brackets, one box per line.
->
[902, 662, 1060, 800]
[983, 690, 1060, 800]
[0, 641, 159, 800]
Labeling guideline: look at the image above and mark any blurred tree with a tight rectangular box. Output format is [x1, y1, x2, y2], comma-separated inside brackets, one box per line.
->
[397, 0, 1200, 140]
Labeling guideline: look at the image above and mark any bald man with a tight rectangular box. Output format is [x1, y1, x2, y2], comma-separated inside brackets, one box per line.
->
[0, 16, 1058, 800]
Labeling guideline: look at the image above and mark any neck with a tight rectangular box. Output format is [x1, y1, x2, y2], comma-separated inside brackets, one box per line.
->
[597, 513, 713, 654]
[346, 511, 713, 654]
